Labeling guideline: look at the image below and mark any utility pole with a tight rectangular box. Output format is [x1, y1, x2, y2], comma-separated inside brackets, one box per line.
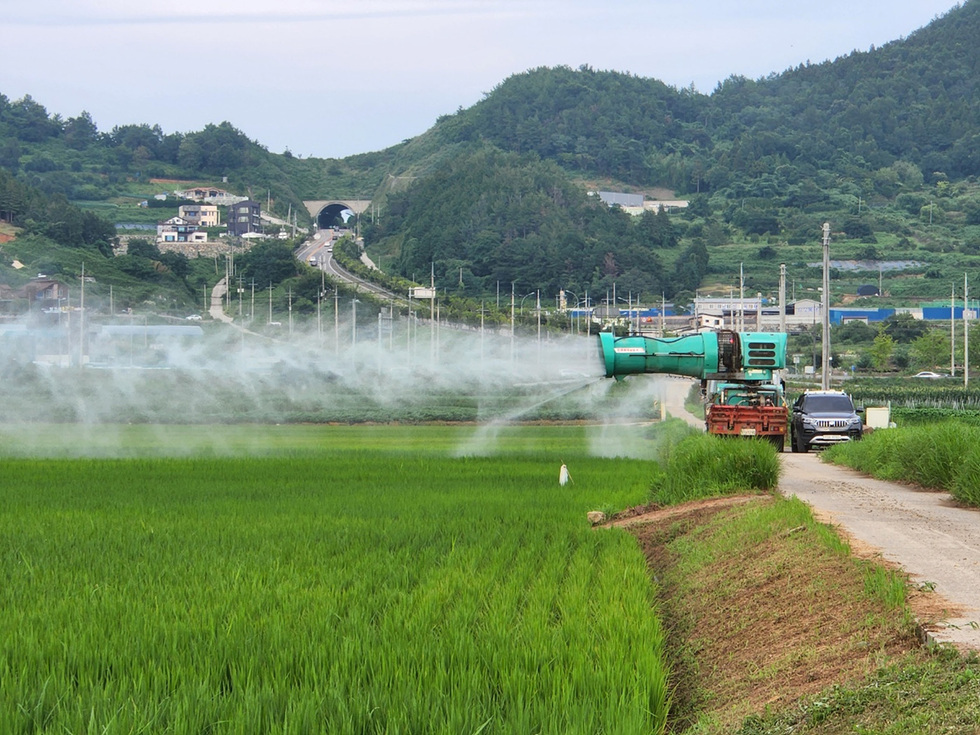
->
[965, 273, 970, 388]
[352, 295, 359, 346]
[536, 289, 541, 363]
[407, 290, 413, 365]
[739, 263, 744, 332]
[586, 291, 591, 337]
[821, 222, 832, 390]
[79, 262, 85, 368]
[952, 284, 956, 377]
[510, 282, 516, 362]
[430, 264, 436, 364]
[779, 264, 787, 334]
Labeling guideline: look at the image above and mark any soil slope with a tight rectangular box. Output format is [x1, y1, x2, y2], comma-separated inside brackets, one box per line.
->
[615, 496, 920, 731]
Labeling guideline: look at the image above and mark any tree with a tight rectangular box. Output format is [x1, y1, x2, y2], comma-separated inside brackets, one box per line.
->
[4, 95, 60, 142]
[64, 111, 99, 149]
[238, 240, 299, 286]
[835, 320, 876, 344]
[132, 146, 153, 175]
[671, 240, 709, 294]
[881, 312, 930, 343]
[159, 251, 191, 279]
[126, 238, 161, 260]
[177, 137, 205, 171]
[869, 331, 895, 371]
[908, 329, 950, 370]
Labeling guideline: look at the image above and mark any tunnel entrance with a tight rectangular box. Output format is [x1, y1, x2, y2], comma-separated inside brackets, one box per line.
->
[316, 203, 354, 229]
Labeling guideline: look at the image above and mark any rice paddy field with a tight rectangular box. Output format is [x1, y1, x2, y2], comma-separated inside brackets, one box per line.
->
[0, 424, 670, 734]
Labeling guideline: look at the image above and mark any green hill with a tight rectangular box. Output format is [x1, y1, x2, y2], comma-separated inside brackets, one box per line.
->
[3, 1, 980, 308]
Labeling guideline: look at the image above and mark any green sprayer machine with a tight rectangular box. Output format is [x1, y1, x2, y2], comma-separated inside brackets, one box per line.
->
[598, 329, 790, 450]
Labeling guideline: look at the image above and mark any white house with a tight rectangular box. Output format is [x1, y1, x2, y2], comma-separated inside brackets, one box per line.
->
[157, 216, 208, 244]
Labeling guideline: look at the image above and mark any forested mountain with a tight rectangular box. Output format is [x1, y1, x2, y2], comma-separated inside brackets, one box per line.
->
[379, 147, 688, 298]
[370, 0, 980, 298]
[453, 1, 978, 193]
[3, 1, 980, 306]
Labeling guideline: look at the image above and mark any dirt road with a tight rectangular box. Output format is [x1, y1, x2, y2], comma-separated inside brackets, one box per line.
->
[663, 376, 980, 651]
[780, 453, 980, 651]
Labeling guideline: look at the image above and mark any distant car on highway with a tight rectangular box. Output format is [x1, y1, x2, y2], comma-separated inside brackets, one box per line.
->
[912, 370, 947, 379]
[185, 314, 203, 321]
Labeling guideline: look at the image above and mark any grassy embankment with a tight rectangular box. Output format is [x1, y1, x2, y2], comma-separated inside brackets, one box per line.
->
[639, 415, 980, 733]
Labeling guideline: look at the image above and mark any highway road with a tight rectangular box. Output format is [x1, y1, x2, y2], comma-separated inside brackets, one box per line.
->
[296, 230, 406, 305]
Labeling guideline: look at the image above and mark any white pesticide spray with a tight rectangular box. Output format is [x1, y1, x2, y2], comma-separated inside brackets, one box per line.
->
[0, 311, 618, 455]
[0, 305, 688, 458]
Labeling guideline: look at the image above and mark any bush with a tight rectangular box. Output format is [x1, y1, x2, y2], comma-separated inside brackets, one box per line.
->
[651, 433, 780, 505]
[953, 446, 980, 506]
[826, 422, 980, 508]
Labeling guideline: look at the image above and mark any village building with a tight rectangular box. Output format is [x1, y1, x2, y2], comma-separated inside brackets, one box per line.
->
[177, 204, 220, 228]
[174, 187, 247, 206]
[227, 200, 262, 236]
[157, 216, 208, 244]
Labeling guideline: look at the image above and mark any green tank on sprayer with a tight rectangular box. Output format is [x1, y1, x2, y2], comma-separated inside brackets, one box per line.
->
[597, 329, 790, 451]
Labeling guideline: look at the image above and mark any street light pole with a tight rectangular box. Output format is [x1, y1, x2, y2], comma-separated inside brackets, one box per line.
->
[536, 289, 541, 360]
[334, 288, 340, 352]
[352, 297, 359, 346]
[965, 273, 970, 388]
[510, 282, 515, 362]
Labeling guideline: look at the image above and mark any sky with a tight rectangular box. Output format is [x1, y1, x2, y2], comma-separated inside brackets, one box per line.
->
[0, 0, 965, 160]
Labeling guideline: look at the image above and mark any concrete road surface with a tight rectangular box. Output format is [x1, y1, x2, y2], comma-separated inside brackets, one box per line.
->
[780, 452, 980, 651]
[662, 376, 980, 651]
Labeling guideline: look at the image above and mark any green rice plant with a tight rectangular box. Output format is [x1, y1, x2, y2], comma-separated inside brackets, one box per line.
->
[0, 427, 672, 735]
[891, 406, 980, 427]
[848, 380, 980, 411]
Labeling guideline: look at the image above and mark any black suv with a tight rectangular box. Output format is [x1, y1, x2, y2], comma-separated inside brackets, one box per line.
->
[790, 390, 863, 452]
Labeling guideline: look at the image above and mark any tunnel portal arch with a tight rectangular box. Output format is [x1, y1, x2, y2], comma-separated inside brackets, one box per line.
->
[317, 203, 352, 229]
[303, 199, 372, 230]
